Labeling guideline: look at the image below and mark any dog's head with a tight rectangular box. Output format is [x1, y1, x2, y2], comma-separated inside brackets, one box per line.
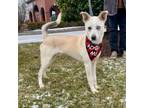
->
[80, 11, 108, 44]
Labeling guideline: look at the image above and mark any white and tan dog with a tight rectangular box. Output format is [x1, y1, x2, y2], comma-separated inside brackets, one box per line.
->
[38, 11, 108, 93]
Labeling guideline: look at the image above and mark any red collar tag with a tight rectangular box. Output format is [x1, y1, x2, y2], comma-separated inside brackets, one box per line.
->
[85, 37, 102, 61]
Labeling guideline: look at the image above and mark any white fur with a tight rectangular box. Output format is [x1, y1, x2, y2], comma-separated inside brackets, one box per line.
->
[84, 17, 106, 44]
[38, 11, 108, 94]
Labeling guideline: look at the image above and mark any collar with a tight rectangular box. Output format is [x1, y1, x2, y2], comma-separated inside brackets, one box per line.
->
[85, 36, 102, 61]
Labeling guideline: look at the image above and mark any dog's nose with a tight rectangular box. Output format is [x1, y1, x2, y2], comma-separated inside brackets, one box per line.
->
[91, 35, 96, 41]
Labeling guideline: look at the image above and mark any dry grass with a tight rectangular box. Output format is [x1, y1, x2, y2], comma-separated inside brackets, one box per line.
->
[18, 43, 126, 108]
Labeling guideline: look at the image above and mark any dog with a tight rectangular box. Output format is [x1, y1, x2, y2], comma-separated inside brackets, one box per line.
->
[38, 11, 108, 93]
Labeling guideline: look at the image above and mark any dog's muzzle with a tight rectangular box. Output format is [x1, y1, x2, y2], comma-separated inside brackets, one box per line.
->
[91, 35, 96, 41]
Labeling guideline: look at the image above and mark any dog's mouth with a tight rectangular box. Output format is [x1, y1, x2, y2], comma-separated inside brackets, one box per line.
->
[87, 36, 101, 45]
[86, 35, 101, 45]
[91, 40, 100, 46]
[91, 40, 97, 45]
[90, 35, 99, 45]
[91, 38, 102, 45]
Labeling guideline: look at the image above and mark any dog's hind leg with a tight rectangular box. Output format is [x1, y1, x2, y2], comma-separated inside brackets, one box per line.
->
[38, 45, 56, 88]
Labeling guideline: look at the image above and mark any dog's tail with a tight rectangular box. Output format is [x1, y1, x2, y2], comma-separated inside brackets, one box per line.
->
[41, 13, 62, 38]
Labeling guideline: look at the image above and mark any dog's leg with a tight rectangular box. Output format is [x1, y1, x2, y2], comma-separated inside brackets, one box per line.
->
[84, 63, 98, 93]
[38, 56, 53, 88]
[42, 58, 53, 78]
[38, 66, 48, 88]
[91, 61, 99, 90]
[38, 45, 55, 88]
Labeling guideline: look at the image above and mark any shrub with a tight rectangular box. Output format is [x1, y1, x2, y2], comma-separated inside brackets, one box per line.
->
[56, 0, 103, 22]
[26, 22, 45, 30]
[58, 21, 84, 28]
[25, 21, 83, 30]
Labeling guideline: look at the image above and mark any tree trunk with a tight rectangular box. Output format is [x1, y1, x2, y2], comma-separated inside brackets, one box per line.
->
[88, 0, 93, 16]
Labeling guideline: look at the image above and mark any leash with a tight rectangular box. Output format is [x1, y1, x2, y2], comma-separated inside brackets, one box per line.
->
[85, 36, 102, 61]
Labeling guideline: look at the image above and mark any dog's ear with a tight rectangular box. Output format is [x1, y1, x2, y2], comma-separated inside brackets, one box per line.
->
[80, 12, 90, 22]
[98, 11, 108, 22]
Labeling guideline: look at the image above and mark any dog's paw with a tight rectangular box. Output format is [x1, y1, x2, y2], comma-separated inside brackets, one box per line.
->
[39, 84, 44, 89]
[91, 88, 99, 94]
[95, 85, 101, 89]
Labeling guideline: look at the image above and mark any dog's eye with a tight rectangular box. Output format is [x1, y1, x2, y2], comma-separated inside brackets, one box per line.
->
[88, 27, 92, 31]
[96, 26, 101, 30]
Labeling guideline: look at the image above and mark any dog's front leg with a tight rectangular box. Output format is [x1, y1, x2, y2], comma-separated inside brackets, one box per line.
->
[91, 61, 99, 90]
[84, 62, 98, 93]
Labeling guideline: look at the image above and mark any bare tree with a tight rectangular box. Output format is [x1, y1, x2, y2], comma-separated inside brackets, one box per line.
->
[88, 0, 93, 16]
[18, 0, 26, 31]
